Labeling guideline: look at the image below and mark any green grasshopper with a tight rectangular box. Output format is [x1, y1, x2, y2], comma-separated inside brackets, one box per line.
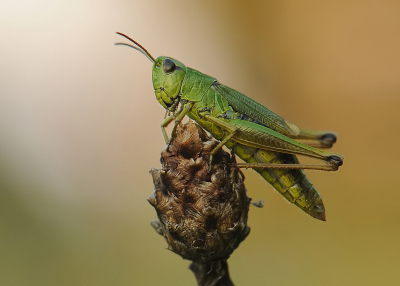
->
[116, 32, 344, 221]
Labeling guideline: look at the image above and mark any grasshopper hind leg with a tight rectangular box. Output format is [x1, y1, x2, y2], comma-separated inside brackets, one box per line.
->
[235, 114, 338, 149]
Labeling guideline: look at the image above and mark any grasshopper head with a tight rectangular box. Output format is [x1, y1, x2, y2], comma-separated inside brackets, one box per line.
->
[115, 33, 187, 110]
[152, 57, 186, 109]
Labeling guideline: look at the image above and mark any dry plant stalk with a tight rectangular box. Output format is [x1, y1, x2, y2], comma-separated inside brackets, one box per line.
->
[148, 120, 251, 285]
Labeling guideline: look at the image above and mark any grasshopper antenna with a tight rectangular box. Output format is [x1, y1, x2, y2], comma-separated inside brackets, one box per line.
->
[115, 32, 156, 63]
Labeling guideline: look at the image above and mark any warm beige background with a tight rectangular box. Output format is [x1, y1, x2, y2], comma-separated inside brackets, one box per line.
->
[1, 1, 399, 285]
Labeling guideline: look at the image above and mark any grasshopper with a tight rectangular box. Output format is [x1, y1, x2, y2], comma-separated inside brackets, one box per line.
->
[116, 32, 344, 221]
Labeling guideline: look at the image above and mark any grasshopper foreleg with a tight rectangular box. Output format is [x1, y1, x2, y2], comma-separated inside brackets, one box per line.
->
[168, 103, 192, 144]
[160, 103, 192, 144]
[161, 115, 174, 143]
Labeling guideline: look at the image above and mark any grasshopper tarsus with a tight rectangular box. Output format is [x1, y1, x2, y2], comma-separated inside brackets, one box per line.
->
[327, 155, 343, 167]
[320, 133, 337, 148]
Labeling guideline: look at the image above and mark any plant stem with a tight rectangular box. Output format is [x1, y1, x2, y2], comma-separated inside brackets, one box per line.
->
[189, 260, 234, 286]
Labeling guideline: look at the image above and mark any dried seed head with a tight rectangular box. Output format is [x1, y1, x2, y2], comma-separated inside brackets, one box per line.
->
[148, 121, 251, 263]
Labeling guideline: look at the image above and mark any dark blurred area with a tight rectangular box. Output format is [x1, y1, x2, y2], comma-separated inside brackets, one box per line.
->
[1, 1, 399, 285]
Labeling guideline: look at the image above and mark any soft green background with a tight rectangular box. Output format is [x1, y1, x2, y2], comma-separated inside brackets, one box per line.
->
[1, 1, 399, 285]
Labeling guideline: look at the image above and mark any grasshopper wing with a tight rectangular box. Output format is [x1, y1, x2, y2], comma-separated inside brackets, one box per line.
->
[212, 82, 300, 137]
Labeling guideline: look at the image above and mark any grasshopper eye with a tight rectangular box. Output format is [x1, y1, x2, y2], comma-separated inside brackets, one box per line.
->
[163, 58, 176, 73]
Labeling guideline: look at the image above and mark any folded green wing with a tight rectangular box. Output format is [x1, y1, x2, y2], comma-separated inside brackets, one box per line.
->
[212, 83, 300, 136]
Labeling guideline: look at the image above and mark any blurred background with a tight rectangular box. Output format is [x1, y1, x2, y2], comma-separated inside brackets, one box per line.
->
[1, 0, 399, 285]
